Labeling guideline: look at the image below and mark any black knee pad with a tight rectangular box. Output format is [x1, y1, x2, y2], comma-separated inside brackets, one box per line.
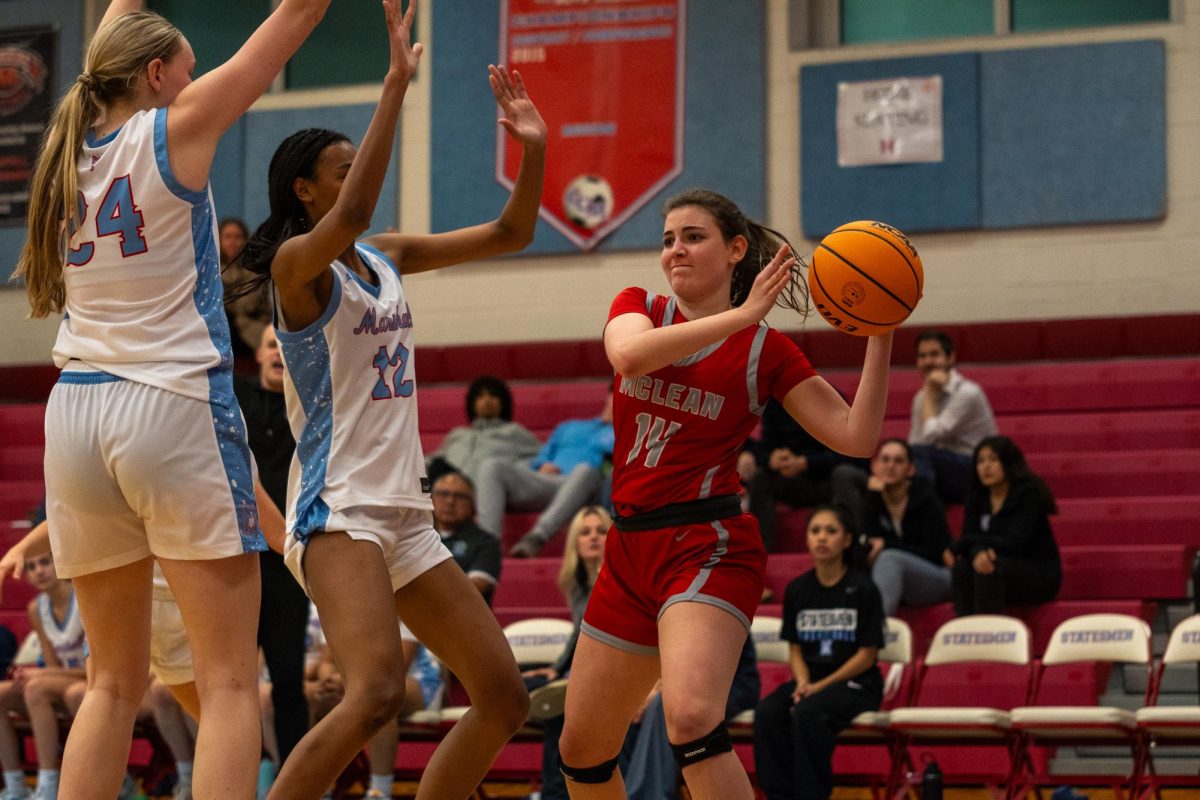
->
[670, 721, 733, 768]
[559, 755, 619, 784]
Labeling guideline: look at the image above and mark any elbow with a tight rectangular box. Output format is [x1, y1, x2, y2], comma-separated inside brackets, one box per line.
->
[494, 220, 536, 254]
[606, 345, 644, 379]
[841, 435, 877, 460]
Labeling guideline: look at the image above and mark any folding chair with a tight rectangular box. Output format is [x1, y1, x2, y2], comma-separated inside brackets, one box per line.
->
[1009, 612, 1153, 800]
[1135, 613, 1200, 798]
[436, 617, 576, 725]
[886, 614, 1034, 800]
[405, 617, 575, 800]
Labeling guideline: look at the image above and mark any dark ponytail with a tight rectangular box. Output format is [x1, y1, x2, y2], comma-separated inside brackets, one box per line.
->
[228, 128, 350, 301]
[662, 188, 810, 317]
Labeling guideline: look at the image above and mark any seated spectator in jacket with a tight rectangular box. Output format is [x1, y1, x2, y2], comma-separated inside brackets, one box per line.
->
[484, 391, 613, 556]
[951, 436, 1061, 616]
[431, 472, 502, 603]
[428, 375, 541, 485]
[863, 439, 954, 617]
[741, 398, 867, 551]
[754, 505, 884, 800]
[909, 331, 998, 504]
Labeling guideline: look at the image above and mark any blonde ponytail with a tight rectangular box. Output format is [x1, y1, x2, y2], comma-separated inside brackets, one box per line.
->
[15, 12, 182, 318]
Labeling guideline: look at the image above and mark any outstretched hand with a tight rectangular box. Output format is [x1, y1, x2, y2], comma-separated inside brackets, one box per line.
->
[383, 0, 423, 84]
[489, 64, 547, 149]
[740, 244, 797, 324]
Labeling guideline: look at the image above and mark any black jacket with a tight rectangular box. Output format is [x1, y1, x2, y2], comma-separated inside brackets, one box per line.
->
[862, 476, 952, 566]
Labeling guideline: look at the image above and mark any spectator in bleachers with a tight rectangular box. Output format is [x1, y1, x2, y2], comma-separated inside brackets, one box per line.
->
[431, 472, 502, 604]
[951, 435, 1061, 616]
[483, 391, 613, 557]
[753, 505, 884, 800]
[218, 217, 271, 357]
[0, 545, 86, 800]
[427, 376, 541, 485]
[909, 331, 998, 504]
[520, 506, 610, 800]
[862, 439, 954, 617]
[298, 609, 445, 800]
[741, 398, 867, 551]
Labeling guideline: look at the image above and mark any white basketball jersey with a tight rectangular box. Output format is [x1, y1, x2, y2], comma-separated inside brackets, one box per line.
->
[35, 592, 87, 669]
[55, 107, 234, 406]
[279, 244, 432, 542]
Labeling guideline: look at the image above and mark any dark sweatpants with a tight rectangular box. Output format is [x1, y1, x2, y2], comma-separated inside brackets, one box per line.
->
[951, 555, 1060, 616]
[753, 679, 881, 800]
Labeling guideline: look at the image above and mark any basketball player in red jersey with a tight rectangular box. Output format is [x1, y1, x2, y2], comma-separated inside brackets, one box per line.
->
[556, 189, 894, 799]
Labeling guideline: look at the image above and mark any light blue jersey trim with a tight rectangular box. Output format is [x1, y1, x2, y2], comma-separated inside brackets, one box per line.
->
[85, 126, 122, 147]
[182, 149, 264, 553]
[343, 245, 383, 299]
[58, 370, 124, 385]
[278, 279, 340, 542]
[356, 242, 401, 281]
[153, 108, 207, 204]
[276, 268, 344, 342]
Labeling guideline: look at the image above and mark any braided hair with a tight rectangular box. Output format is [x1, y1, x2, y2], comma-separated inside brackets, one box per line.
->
[661, 188, 810, 317]
[230, 128, 350, 300]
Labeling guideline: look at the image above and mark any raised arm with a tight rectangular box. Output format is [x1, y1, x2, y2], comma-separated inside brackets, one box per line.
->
[271, 0, 420, 314]
[166, 0, 331, 189]
[365, 65, 547, 273]
[99, 0, 143, 30]
[781, 332, 893, 458]
[605, 246, 796, 377]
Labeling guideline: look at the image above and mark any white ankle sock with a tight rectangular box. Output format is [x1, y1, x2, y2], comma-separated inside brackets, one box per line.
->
[369, 773, 392, 794]
[3, 771, 25, 795]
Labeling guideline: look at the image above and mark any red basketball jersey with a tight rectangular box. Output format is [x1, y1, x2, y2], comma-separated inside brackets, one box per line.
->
[607, 287, 817, 518]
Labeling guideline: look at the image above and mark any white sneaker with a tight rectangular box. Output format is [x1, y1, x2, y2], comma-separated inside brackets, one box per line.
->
[27, 788, 52, 800]
[0, 788, 30, 800]
[172, 781, 192, 800]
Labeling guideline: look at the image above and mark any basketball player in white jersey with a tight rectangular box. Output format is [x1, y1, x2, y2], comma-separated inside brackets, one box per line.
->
[234, 5, 545, 797]
[15, 0, 330, 795]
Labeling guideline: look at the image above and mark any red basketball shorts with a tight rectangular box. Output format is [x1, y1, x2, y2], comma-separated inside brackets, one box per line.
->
[581, 512, 767, 655]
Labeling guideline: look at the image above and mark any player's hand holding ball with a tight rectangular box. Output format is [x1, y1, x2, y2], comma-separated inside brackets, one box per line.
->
[808, 221, 923, 336]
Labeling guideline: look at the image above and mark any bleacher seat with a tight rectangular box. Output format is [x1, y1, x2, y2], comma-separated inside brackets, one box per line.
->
[1135, 613, 1200, 795]
[887, 615, 1033, 793]
[1009, 613, 1153, 797]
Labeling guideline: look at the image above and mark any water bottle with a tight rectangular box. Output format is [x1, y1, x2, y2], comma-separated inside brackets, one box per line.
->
[921, 756, 943, 800]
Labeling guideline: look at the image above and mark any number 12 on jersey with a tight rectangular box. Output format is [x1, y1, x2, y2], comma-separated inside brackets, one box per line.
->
[625, 412, 680, 467]
[371, 343, 413, 400]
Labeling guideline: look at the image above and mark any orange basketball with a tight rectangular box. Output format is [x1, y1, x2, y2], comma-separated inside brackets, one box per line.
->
[808, 221, 924, 337]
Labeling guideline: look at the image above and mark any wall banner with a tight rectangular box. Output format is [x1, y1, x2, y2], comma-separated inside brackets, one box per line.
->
[497, 1, 685, 251]
[0, 26, 55, 226]
[836, 75, 943, 167]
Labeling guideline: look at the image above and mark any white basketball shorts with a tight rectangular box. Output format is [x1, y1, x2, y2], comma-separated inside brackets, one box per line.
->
[44, 364, 267, 578]
[284, 505, 451, 598]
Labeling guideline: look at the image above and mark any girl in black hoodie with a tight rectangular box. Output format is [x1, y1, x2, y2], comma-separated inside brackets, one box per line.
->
[951, 435, 1061, 615]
